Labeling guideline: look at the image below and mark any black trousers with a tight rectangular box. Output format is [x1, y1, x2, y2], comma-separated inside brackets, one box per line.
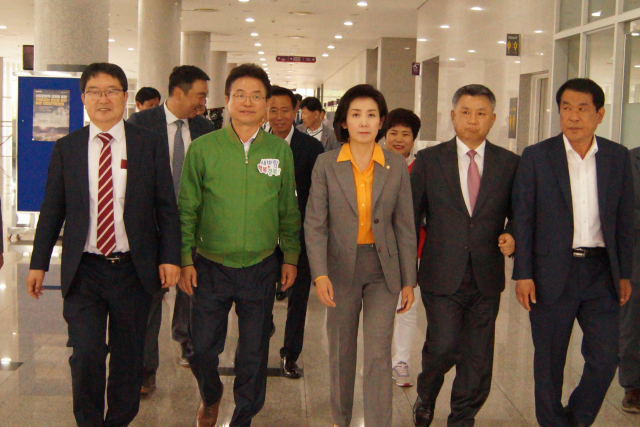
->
[278, 248, 312, 362]
[189, 253, 278, 427]
[416, 261, 501, 427]
[530, 254, 619, 427]
[63, 254, 152, 427]
[143, 288, 167, 374]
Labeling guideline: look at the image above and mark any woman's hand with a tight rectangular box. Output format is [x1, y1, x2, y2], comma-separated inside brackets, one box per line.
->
[315, 277, 336, 307]
[397, 286, 415, 314]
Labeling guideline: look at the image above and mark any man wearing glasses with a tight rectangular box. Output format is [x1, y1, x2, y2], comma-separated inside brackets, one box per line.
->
[26, 62, 181, 426]
[178, 63, 301, 427]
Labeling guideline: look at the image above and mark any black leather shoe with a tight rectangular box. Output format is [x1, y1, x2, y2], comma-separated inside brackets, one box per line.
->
[141, 372, 156, 395]
[564, 406, 587, 427]
[281, 356, 301, 379]
[413, 396, 434, 427]
[276, 290, 286, 301]
[270, 321, 276, 338]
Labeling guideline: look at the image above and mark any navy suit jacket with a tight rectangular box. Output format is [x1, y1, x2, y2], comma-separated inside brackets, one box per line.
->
[512, 134, 635, 304]
[127, 104, 215, 144]
[30, 122, 182, 297]
[630, 147, 640, 284]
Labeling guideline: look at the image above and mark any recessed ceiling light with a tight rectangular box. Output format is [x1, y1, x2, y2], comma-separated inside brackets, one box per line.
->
[449, 58, 455, 61]
[404, 47, 410, 50]
[289, 11, 315, 16]
[251, 32, 259, 36]
[108, 39, 115, 42]
[0, 26, 7, 29]
[0, 358, 11, 364]
[246, 17, 255, 22]
[535, 30, 543, 33]
[344, 21, 353, 26]
[260, 58, 266, 61]
[288, 35, 305, 39]
[633, 33, 640, 36]
[264, 68, 268, 70]
[498, 40, 506, 44]
[258, 51, 265, 55]
[468, 50, 475, 52]
[471, 6, 482, 10]
[323, 53, 329, 57]
[418, 38, 427, 41]
[335, 35, 343, 39]
[239, 0, 249, 2]
[440, 25, 450, 29]
[287, 70, 294, 73]
[255, 43, 262, 46]
[263, 63, 267, 65]
[328, 45, 335, 49]
[635, 65, 640, 68]
[357, 1, 368, 5]
[592, 11, 602, 17]
[128, 47, 134, 51]
[515, 61, 521, 63]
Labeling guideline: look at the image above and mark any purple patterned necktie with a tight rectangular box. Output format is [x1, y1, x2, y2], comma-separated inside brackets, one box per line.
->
[467, 150, 480, 214]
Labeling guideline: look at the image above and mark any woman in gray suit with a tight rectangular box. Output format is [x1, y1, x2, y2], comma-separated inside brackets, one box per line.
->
[305, 84, 417, 427]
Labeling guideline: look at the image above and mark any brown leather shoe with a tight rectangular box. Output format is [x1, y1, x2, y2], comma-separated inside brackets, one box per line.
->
[197, 392, 223, 427]
[140, 373, 156, 395]
[623, 389, 640, 413]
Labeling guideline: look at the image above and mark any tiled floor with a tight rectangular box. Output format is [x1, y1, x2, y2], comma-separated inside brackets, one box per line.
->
[0, 249, 638, 426]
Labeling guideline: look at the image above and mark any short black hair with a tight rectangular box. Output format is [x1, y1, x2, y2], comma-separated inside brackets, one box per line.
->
[333, 84, 388, 143]
[80, 62, 128, 93]
[452, 84, 496, 111]
[300, 97, 323, 112]
[294, 93, 303, 102]
[386, 108, 421, 140]
[225, 63, 271, 98]
[270, 85, 297, 110]
[168, 65, 210, 97]
[555, 78, 605, 111]
[135, 87, 161, 104]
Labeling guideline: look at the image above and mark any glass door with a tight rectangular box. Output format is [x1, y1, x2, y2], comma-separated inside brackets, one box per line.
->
[621, 20, 640, 149]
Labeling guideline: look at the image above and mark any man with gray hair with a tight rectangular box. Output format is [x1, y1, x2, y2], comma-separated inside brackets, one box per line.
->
[411, 84, 520, 426]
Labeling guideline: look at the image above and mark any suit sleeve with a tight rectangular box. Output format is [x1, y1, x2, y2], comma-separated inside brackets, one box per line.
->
[30, 140, 67, 271]
[304, 155, 330, 281]
[410, 152, 428, 251]
[178, 140, 204, 267]
[278, 146, 301, 266]
[126, 112, 139, 125]
[503, 155, 521, 237]
[153, 132, 181, 266]
[617, 149, 635, 280]
[393, 163, 418, 287]
[512, 147, 536, 280]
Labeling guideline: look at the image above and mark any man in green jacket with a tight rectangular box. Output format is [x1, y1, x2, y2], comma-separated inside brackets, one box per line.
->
[178, 64, 301, 427]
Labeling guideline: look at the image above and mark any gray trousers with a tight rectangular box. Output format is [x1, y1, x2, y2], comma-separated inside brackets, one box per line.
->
[619, 281, 640, 392]
[326, 244, 398, 427]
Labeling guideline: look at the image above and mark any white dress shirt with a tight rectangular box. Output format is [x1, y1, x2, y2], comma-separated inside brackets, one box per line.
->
[283, 125, 294, 145]
[307, 124, 323, 142]
[456, 137, 486, 215]
[241, 128, 260, 155]
[84, 120, 130, 254]
[563, 135, 605, 248]
[164, 102, 191, 168]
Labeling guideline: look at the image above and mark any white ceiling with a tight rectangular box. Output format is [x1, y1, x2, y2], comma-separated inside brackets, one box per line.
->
[0, 0, 424, 89]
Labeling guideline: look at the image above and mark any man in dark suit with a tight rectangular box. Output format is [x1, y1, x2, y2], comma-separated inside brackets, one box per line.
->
[411, 84, 520, 427]
[296, 96, 342, 152]
[128, 65, 215, 392]
[619, 146, 640, 413]
[267, 86, 324, 378]
[26, 63, 181, 427]
[513, 78, 634, 427]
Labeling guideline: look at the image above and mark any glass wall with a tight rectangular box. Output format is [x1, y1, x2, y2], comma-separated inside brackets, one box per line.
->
[560, 0, 583, 31]
[625, 0, 640, 12]
[586, 28, 615, 137]
[588, 0, 616, 23]
[622, 25, 640, 148]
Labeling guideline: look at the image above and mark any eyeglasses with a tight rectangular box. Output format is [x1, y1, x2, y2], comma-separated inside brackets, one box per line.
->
[232, 93, 266, 103]
[83, 89, 124, 100]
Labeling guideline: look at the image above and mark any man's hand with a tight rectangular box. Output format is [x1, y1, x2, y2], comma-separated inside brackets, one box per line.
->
[179, 266, 197, 295]
[315, 276, 336, 307]
[27, 269, 46, 300]
[516, 279, 537, 311]
[620, 279, 632, 306]
[281, 264, 297, 291]
[159, 264, 181, 288]
[397, 286, 415, 314]
[498, 233, 515, 257]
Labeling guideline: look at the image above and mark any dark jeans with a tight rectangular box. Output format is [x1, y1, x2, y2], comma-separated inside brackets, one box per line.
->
[417, 261, 501, 427]
[63, 253, 152, 427]
[143, 288, 167, 374]
[619, 280, 640, 393]
[189, 253, 278, 427]
[530, 254, 619, 427]
[279, 249, 312, 362]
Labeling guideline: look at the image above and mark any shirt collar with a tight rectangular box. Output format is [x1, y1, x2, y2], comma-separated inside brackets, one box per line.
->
[563, 134, 599, 159]
[89, 120, 125, 144]
[456, 137, 486, 160]
[337, 143, 385, 167]
[164, 101, 188, 128]
[284, 125, 295, 145]
[242, 128, 260, 144]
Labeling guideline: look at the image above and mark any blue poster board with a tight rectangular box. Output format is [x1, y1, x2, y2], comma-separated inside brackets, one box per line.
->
[17, 76, 84, 212]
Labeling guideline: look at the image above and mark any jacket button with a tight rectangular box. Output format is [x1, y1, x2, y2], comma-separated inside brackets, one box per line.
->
[464, 245, 469, 251]
[373, 219, 379, 224]
[469, 223, 474, 228]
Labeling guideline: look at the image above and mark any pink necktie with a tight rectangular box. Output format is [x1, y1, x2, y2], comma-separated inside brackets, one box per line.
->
[467, 150, 480, 214]
[96, 133, 116, 256]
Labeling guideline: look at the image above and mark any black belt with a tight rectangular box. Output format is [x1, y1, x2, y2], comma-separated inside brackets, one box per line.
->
[84, 252, 132, 264]
[572, 247, 607, 258]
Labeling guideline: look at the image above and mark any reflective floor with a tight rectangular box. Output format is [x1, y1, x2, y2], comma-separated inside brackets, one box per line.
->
[0, 248, 638, 426]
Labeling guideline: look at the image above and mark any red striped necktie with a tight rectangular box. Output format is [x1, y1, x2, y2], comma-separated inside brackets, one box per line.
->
[96, 133, 116, 256]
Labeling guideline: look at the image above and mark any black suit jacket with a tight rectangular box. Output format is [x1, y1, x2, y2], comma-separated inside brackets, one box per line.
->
[411, 138, 520, 296]
[30, 122, 182, 297]
[127, 104, 215, 143]
[631, 147, 640, 284]
[512, 134, 635, 304]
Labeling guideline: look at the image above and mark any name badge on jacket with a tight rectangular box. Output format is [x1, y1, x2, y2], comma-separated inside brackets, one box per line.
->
[257, 159, 281, 176]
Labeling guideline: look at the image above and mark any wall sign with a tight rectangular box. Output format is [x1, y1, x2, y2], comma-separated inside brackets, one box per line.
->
[506, 34, 521, 56]
[276, 56, 316, 63]
[508, 97, 518, 139]
[412, 62, 421, 76]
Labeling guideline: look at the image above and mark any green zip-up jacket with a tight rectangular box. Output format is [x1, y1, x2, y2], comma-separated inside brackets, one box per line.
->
[178, 124, 301, 268]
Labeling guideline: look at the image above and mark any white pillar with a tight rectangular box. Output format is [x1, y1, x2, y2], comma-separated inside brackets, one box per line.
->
[181, 32, 210, 70]
[209, 51, 227, 108]
[377, 37, 417, 110]
[137, 0, 182, 100]
[34, 0, 109, 71]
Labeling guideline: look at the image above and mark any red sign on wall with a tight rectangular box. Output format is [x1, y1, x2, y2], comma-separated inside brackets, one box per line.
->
[276, 56, 317, 63]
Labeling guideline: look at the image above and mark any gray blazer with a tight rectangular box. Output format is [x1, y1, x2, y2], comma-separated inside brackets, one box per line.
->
[630, 147, 640, 284]
[297, 123, 342, 152]
[304, 146, 417, 294]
